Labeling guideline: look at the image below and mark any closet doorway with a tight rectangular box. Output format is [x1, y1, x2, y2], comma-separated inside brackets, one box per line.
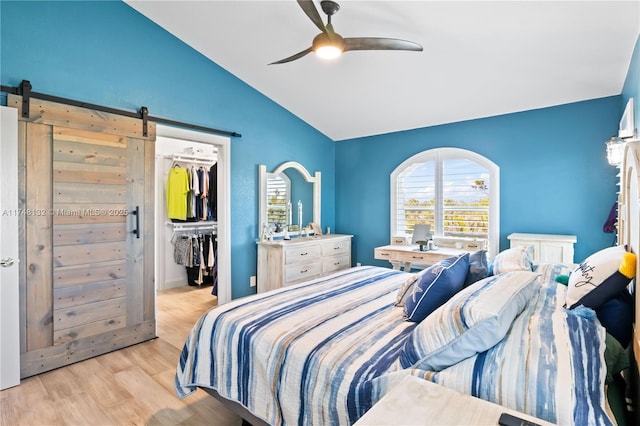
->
[154, 126, 231, 304]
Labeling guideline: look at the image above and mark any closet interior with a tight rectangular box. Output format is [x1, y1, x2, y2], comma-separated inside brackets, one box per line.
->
[155, 137, 219, 293]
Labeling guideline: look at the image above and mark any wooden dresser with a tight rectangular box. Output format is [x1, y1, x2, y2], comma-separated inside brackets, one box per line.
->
[257, 234, 352, 293]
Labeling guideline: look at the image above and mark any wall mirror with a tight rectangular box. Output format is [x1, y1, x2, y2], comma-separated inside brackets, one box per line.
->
[259, 161, 321, 238]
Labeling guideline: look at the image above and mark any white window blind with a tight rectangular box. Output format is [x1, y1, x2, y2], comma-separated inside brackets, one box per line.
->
[266, 175, 288, 224]
[391, 148, 499, 255]
[442, 158, 490, 239]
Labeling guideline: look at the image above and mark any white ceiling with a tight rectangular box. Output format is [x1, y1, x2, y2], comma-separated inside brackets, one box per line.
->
[126, 1, 640, 141]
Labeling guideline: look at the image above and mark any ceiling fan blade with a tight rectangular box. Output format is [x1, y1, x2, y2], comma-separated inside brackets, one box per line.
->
[269, 47, 313, 65]
[343, 37, 423, 52]
[297, 0, 326, 33]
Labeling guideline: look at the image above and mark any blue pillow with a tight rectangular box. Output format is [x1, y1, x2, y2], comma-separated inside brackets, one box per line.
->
[464, 250, 488, 287]
[596, 290, 634, 348]
[403, 253, 469, 322]
[399, 271, 539, 371]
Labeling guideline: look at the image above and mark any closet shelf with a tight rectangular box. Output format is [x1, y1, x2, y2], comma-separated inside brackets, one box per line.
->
[166, 153, 216, 166]
[167, 221, 217, 232]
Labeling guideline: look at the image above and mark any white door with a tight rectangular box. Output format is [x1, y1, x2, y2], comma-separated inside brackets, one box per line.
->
[0, 106, 20, 389]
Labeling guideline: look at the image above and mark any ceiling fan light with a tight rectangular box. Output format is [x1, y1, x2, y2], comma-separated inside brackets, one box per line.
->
[316, 45, 342, 59]
[312, 33, 344, 60]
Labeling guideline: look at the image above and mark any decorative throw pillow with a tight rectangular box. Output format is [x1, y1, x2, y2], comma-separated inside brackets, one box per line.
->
[566, 245, 636, 309]
[399, 271, 539, 371]
[394, 273, 419, 307]
[403, 253, 469, 322]
[464, 250, 489, 287]
[489, 245, 534, 275]
[596, 290, 634, 348]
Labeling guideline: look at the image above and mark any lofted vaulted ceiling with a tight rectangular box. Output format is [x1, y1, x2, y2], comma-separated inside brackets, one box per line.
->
[126, 1, 640, 141]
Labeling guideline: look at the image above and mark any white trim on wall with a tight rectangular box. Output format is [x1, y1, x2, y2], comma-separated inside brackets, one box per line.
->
[155, 125, 231, 305]
[0, 106, 20, 390]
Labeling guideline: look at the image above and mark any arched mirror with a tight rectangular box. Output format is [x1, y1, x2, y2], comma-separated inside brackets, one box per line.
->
[259, 161, 321, 238]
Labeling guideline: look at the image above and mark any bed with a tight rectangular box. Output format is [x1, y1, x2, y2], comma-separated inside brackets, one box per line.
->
[175, 142, 640, 426]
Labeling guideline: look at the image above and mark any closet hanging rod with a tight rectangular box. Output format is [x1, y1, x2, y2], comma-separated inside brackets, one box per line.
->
[166, 154, 217, 164]
[0, 80, 242, 139]
[168, 221, 217, 232]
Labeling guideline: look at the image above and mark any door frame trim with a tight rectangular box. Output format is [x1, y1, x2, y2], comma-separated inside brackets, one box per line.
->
[155, 125, 231, 304]
[0, 106, 21, 389]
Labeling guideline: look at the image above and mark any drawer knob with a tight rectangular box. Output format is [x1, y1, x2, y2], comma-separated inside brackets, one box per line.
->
[380, 252, 389, 256]
[300, 269, 308, 273]
[300, 252, 308, 256]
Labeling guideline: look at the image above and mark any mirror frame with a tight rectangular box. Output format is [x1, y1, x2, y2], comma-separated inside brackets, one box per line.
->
[259, 161, 321, 238]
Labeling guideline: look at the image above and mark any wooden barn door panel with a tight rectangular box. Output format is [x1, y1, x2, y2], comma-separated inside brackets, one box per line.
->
[8, 95, 156, 378]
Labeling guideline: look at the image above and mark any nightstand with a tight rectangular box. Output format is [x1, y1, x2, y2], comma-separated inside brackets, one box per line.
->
[355, 375, 553, 425]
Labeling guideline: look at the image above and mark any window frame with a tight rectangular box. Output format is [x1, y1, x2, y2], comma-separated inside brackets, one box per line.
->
[390, 147, 500, 257]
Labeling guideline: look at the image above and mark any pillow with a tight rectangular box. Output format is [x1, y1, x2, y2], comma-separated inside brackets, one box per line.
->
[489, 245, 533, 275]
[403, 254, 469, 322]
[595, 290, 634, 348]
[464, 250, 489, 287]
[394, 273, 419, 307]
[399, 271, 539, 371]
[566, 245, 636, 309]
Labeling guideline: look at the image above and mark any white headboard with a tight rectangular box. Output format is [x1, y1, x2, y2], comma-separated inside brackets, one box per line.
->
[619, 140, 640, 373]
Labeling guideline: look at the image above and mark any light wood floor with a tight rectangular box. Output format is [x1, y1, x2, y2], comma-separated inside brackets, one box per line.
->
[0, 285, 242, 426]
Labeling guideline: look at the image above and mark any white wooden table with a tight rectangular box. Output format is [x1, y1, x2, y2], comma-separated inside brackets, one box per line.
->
[355, 375, 553, 425]
[374, 245, 467, 270]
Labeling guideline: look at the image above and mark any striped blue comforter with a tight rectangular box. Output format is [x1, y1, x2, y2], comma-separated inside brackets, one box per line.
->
[175, 265, 612, 425]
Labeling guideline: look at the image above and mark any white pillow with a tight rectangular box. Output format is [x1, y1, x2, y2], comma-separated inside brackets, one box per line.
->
[398, 271, 539, 371]
[566, 245, 635, 309]
[490, 245, 534, 275]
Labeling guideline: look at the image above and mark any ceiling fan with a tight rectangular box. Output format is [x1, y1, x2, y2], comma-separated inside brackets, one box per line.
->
[269, 0, 423, 65]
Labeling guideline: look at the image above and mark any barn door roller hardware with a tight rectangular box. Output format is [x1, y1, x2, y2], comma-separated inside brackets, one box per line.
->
[0, 80, 241, 138]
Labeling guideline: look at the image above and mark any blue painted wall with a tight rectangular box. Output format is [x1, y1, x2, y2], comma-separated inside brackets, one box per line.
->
[0, 1, 335, 299]
[335, 97, 622, 265]
[1, 1, 636, 298]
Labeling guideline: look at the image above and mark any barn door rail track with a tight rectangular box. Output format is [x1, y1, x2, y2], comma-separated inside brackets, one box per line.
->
[1, 80, 241, 138]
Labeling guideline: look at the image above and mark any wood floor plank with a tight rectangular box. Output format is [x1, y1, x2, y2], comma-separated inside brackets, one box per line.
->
[1, 285, 240, 425]
[54, 391, 114, 426]
[67, 358, 132, 409]
[114, 365, 193, 425]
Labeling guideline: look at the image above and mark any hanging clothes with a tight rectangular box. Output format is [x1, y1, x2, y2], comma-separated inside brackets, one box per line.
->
[208, 163, 218, 221]
[167, 165, 189, 221]
[172, 231, 217, 288]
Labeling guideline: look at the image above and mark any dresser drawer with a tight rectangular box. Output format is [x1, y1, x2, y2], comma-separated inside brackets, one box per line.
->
[321, 239, 350, 257]
[285, 261, 321, 284]
[322, 254, 351, 274]
[285, 244, 322, 265]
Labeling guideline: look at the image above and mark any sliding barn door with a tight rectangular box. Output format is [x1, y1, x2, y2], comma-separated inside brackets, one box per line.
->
[8, 95, 156, 378]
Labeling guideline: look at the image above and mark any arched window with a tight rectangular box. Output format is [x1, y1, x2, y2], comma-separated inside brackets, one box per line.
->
[391, 148, 500, 257]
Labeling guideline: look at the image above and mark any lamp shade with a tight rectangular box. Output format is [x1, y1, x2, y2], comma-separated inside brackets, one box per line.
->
[312, 33, 344, 60]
